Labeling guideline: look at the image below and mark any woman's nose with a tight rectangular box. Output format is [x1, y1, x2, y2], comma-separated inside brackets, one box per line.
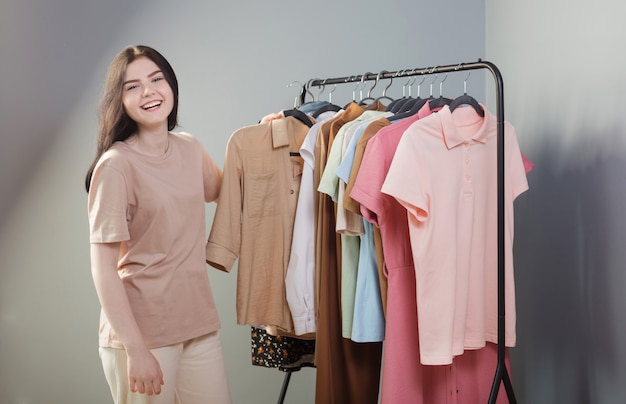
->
[142, 83, 155, 96]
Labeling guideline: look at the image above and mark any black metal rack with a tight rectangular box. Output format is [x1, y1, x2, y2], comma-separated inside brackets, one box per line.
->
[298, 60, 516, 404]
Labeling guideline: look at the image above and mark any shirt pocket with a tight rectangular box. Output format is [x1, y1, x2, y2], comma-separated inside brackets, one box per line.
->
[245, 171, 279, 218]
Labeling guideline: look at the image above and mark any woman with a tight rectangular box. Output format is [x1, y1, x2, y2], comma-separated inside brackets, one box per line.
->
[85, 45, 231, 403]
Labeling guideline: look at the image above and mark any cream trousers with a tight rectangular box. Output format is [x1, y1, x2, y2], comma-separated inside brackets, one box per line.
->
[99, 331, 232, 404]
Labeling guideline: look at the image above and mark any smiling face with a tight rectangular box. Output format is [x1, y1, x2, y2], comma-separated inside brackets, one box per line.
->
[122, 56, 174, 133]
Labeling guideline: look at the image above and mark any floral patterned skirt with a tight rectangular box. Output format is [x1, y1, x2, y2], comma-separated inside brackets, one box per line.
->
[250, 327, 316, 370]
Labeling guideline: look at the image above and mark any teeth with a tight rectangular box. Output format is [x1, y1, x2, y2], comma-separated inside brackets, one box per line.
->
[143, 101, 161, 110]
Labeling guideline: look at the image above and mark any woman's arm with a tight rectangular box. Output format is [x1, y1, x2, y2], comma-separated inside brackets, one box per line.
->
[90, 242, 164, 395]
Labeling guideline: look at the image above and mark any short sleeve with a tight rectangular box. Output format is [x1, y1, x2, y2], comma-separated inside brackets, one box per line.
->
[350, 135, 387, 227]
[381, 130, 429, 222]
[88, 162, 130, 243]
[505, 123, 530, 200]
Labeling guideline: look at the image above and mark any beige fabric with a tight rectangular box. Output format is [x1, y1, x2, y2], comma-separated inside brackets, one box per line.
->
[205, 116, 310, 333]
[88, 132, 223, 349]
[99, 331, 232, 404]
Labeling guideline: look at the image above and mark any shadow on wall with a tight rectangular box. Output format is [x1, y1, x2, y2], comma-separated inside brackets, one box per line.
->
[511, 131, 626, 404]
[0, 1, 143, 230]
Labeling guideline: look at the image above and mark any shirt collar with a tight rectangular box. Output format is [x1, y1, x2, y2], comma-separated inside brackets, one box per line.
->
[271, 118, 291, 149]
[439, 104, 491, 149]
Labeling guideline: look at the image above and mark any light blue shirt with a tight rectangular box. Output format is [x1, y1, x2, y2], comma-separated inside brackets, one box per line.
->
[351, 218, 385, 342]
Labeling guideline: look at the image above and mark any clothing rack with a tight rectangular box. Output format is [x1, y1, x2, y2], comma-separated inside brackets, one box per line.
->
[301, 60, 516, 404]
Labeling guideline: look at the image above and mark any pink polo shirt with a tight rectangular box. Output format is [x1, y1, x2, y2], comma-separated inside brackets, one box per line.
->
[381, 105, 528, 365]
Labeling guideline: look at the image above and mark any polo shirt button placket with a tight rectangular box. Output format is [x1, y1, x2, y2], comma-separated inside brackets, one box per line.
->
[463, 141, 473, 194]
[464, 143, 471, 179]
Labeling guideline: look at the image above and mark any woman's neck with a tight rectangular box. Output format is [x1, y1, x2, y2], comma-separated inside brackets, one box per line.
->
[127, 126, 170, 156]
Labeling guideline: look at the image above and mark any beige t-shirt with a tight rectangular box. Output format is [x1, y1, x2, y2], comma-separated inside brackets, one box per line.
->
[88, 132, 222, 349]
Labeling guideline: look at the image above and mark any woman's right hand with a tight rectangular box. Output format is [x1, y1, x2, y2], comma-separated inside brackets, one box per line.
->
[126, 347, 164, 395]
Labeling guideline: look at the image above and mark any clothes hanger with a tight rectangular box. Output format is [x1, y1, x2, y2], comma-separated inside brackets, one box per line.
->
[283, 109, 314, 127]
[282, 81, 313, 128]
[359, 70, 393, 109]
[388, 69, 436, 121]
[357, 71, 376, 106]
[359, 70, 395, 106]
[448, 69, 485, 117]
[372, 70, 395, 106]
[310, 79, 325, 103]
[312, 79, 342, 118]
[300, 78, 321, 107]
[396, 71, 429, 113]
[387, 70, 420, 113]
[385, 70, 411, 112]
[282, 80, 315, 127]
[427, 72, 453, 110]
[388, 98, 429, 121]
[343, 75, 365, 109]
[286, 80, 306, 109]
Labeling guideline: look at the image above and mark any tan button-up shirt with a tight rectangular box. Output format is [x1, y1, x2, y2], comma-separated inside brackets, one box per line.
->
[206, 116, 310, 333]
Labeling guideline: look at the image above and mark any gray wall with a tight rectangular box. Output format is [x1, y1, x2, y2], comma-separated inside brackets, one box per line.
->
[8, 1, 626, 404]
[0, 1, 485, 403]
[488, 1, 626, 403]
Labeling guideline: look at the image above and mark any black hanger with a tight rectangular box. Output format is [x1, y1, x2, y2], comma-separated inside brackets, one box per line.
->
[425, 72, 452, 110]
[448, 71, 484, 116]
[312, 103, 342, 118]
[388, 97, 430, 122]
[388, 72, 430, 115]
[428, 96, 453, 110]
[283, 108, 312, 157]
[449, 94, 484, 116]
[389, 71, 447, 121]
[398, 97, 423, 112]
[385, 97, 408, 112]
[283, 109, 314, 127]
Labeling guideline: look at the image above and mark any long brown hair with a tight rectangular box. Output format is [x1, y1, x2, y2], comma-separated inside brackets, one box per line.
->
[84, 45, 179, 192]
